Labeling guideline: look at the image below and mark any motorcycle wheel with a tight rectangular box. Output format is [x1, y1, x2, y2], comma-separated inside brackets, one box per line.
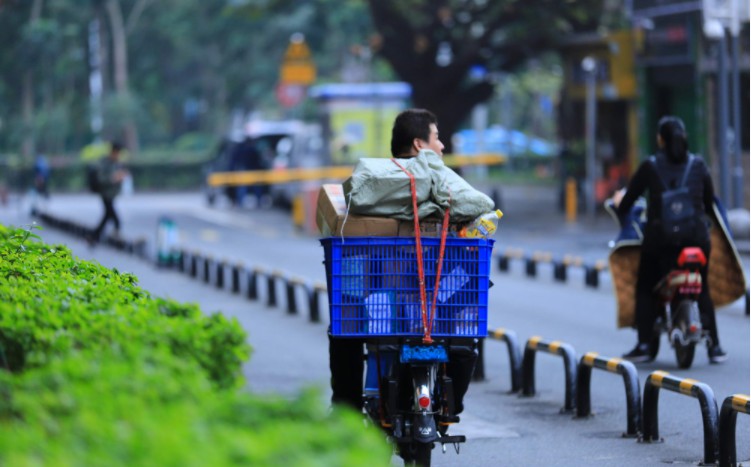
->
[674, 342, 696, 369]
[673, 301, 697, 369]
[402, 443, 432, 467]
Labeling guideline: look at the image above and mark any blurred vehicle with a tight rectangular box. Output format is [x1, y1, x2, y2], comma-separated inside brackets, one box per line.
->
[452, 126, 558, 157]
[203, 119, 324, 208]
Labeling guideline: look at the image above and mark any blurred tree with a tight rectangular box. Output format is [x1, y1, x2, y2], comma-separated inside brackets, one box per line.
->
[365, 0, 604, 151]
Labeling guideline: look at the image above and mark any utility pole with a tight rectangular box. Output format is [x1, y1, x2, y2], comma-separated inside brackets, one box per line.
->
[729, 0, 744, 208]
[582, 56, 598, 219]
[88, 18, 103, 141]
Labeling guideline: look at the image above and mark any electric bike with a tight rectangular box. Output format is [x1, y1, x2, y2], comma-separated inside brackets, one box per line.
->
[321, 236, 494, 466]
[649, 246, 706, 368]
[606, 199, 707, 369]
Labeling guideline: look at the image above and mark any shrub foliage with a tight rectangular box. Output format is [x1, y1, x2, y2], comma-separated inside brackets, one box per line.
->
[0, 224, 390, 466]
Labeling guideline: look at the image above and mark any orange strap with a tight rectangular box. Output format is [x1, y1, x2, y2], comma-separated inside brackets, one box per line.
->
[428, 202, 451, 338]
[391, 159, 450, 343]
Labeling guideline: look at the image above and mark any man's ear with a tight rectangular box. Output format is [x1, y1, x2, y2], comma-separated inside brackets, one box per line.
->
[412, 138, 423, 152]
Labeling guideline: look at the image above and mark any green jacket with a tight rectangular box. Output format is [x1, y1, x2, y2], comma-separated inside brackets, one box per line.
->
[97, 157, 122, 200]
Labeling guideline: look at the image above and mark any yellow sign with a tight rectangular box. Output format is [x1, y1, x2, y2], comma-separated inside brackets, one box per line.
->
[280, 36, 316, 85]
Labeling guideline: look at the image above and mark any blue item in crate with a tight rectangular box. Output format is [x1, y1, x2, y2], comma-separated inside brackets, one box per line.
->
[321, 236, 494, 338]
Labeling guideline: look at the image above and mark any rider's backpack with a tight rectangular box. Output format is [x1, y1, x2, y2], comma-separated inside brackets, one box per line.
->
[86, 164, 101, 193]
[653, 155, 698, 245]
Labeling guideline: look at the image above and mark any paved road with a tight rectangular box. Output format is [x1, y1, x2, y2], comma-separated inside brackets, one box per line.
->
[2, 190, 748, 466]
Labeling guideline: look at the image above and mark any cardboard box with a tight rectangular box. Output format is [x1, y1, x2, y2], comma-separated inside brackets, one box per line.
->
[316, 184, 460, 237]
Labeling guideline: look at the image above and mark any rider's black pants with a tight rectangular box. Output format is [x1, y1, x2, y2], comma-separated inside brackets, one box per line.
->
[329, 336, 364, 410]
[635, 236, 719, 347]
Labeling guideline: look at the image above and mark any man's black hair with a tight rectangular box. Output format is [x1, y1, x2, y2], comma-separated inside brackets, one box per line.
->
[390, 108, 437, 157]
[110, 141, 124, 153]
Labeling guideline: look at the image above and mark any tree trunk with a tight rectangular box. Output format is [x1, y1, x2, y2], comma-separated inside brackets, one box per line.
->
[105, 0, 139, 153]
[21, 0, 44, 161]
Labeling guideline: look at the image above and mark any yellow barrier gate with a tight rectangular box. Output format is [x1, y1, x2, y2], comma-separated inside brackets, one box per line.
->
[206, 154, 507, 187]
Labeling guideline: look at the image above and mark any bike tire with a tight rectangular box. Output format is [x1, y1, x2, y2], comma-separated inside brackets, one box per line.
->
[673, 301, 697, 369]
[675, 342, 695, 369]
[403, 443, 432, 467]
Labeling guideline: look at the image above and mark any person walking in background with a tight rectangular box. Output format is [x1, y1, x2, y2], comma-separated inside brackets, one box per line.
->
[33, 154, 50, 199]
[614, 116, 726, 364]
[27, 154, 51, 215]
[88, 141, 128, 245]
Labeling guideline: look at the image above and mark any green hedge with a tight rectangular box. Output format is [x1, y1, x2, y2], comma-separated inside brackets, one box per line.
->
[0, 349, 389, 466]
[0, 224, 248, 389]
[0, 225, 391, 466]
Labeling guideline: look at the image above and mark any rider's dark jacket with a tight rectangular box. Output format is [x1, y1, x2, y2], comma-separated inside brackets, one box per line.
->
[616, 151, 715, 248]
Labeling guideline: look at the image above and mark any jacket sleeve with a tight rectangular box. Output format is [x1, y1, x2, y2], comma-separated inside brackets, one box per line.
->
[701, 161, 715, 217]
[616, 161, 649, 222]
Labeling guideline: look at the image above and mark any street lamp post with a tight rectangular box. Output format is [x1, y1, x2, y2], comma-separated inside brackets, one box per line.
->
[703, 19, 730, 206]
[729, 2, 744, 209]
[582, 56, 598, 219]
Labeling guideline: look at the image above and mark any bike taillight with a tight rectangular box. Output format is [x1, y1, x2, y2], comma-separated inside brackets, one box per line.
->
[418, 394, 431, 409]
[416, 384, 431, 410]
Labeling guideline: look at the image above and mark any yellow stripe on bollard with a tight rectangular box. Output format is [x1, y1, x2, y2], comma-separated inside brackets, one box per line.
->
[651, 370, 669, 386]
[582, 352, 598, 366]
[491, 328, 506, 339]
[732, 394, 750, 413]
[548, 341, 561, 352]
[679, 378, 698, 395]
[528, 336, 542, 349]
[606, 358, 622, 371]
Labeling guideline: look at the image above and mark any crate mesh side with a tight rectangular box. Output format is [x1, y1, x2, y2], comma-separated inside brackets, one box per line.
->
[322, 238, 492, 338]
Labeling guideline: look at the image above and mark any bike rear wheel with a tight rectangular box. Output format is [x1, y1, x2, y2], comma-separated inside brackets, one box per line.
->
[400, 442, 432, 467]
[672, 301, 698, 369]
[674, 342, 696, 368]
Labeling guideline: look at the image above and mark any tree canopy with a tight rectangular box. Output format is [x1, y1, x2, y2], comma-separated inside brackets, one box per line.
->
[365, 0, 606, 150]
[0, 0, 611, 158]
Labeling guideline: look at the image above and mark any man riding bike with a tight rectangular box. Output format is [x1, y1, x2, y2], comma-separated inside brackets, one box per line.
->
[328, 109, 482, 413]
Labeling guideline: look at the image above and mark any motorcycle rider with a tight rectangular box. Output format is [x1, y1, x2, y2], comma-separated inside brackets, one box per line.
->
[614, 115, 726, 364]
[328, 108, 479, 413]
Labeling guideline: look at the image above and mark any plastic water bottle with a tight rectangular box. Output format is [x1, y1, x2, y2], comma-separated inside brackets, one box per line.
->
[460, 209, 503, 238]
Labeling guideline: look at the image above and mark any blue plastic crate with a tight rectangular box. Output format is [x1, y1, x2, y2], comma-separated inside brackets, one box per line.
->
[321, 237, 494, 338]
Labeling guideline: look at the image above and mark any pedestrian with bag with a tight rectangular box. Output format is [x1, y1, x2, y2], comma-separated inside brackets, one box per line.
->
[88, 141, 129, 245]
[614, 116, 726, 364]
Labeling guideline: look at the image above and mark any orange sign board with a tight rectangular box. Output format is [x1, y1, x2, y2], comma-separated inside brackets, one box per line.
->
[281, 63, 316, 84]
[280, 38, 316, 85]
